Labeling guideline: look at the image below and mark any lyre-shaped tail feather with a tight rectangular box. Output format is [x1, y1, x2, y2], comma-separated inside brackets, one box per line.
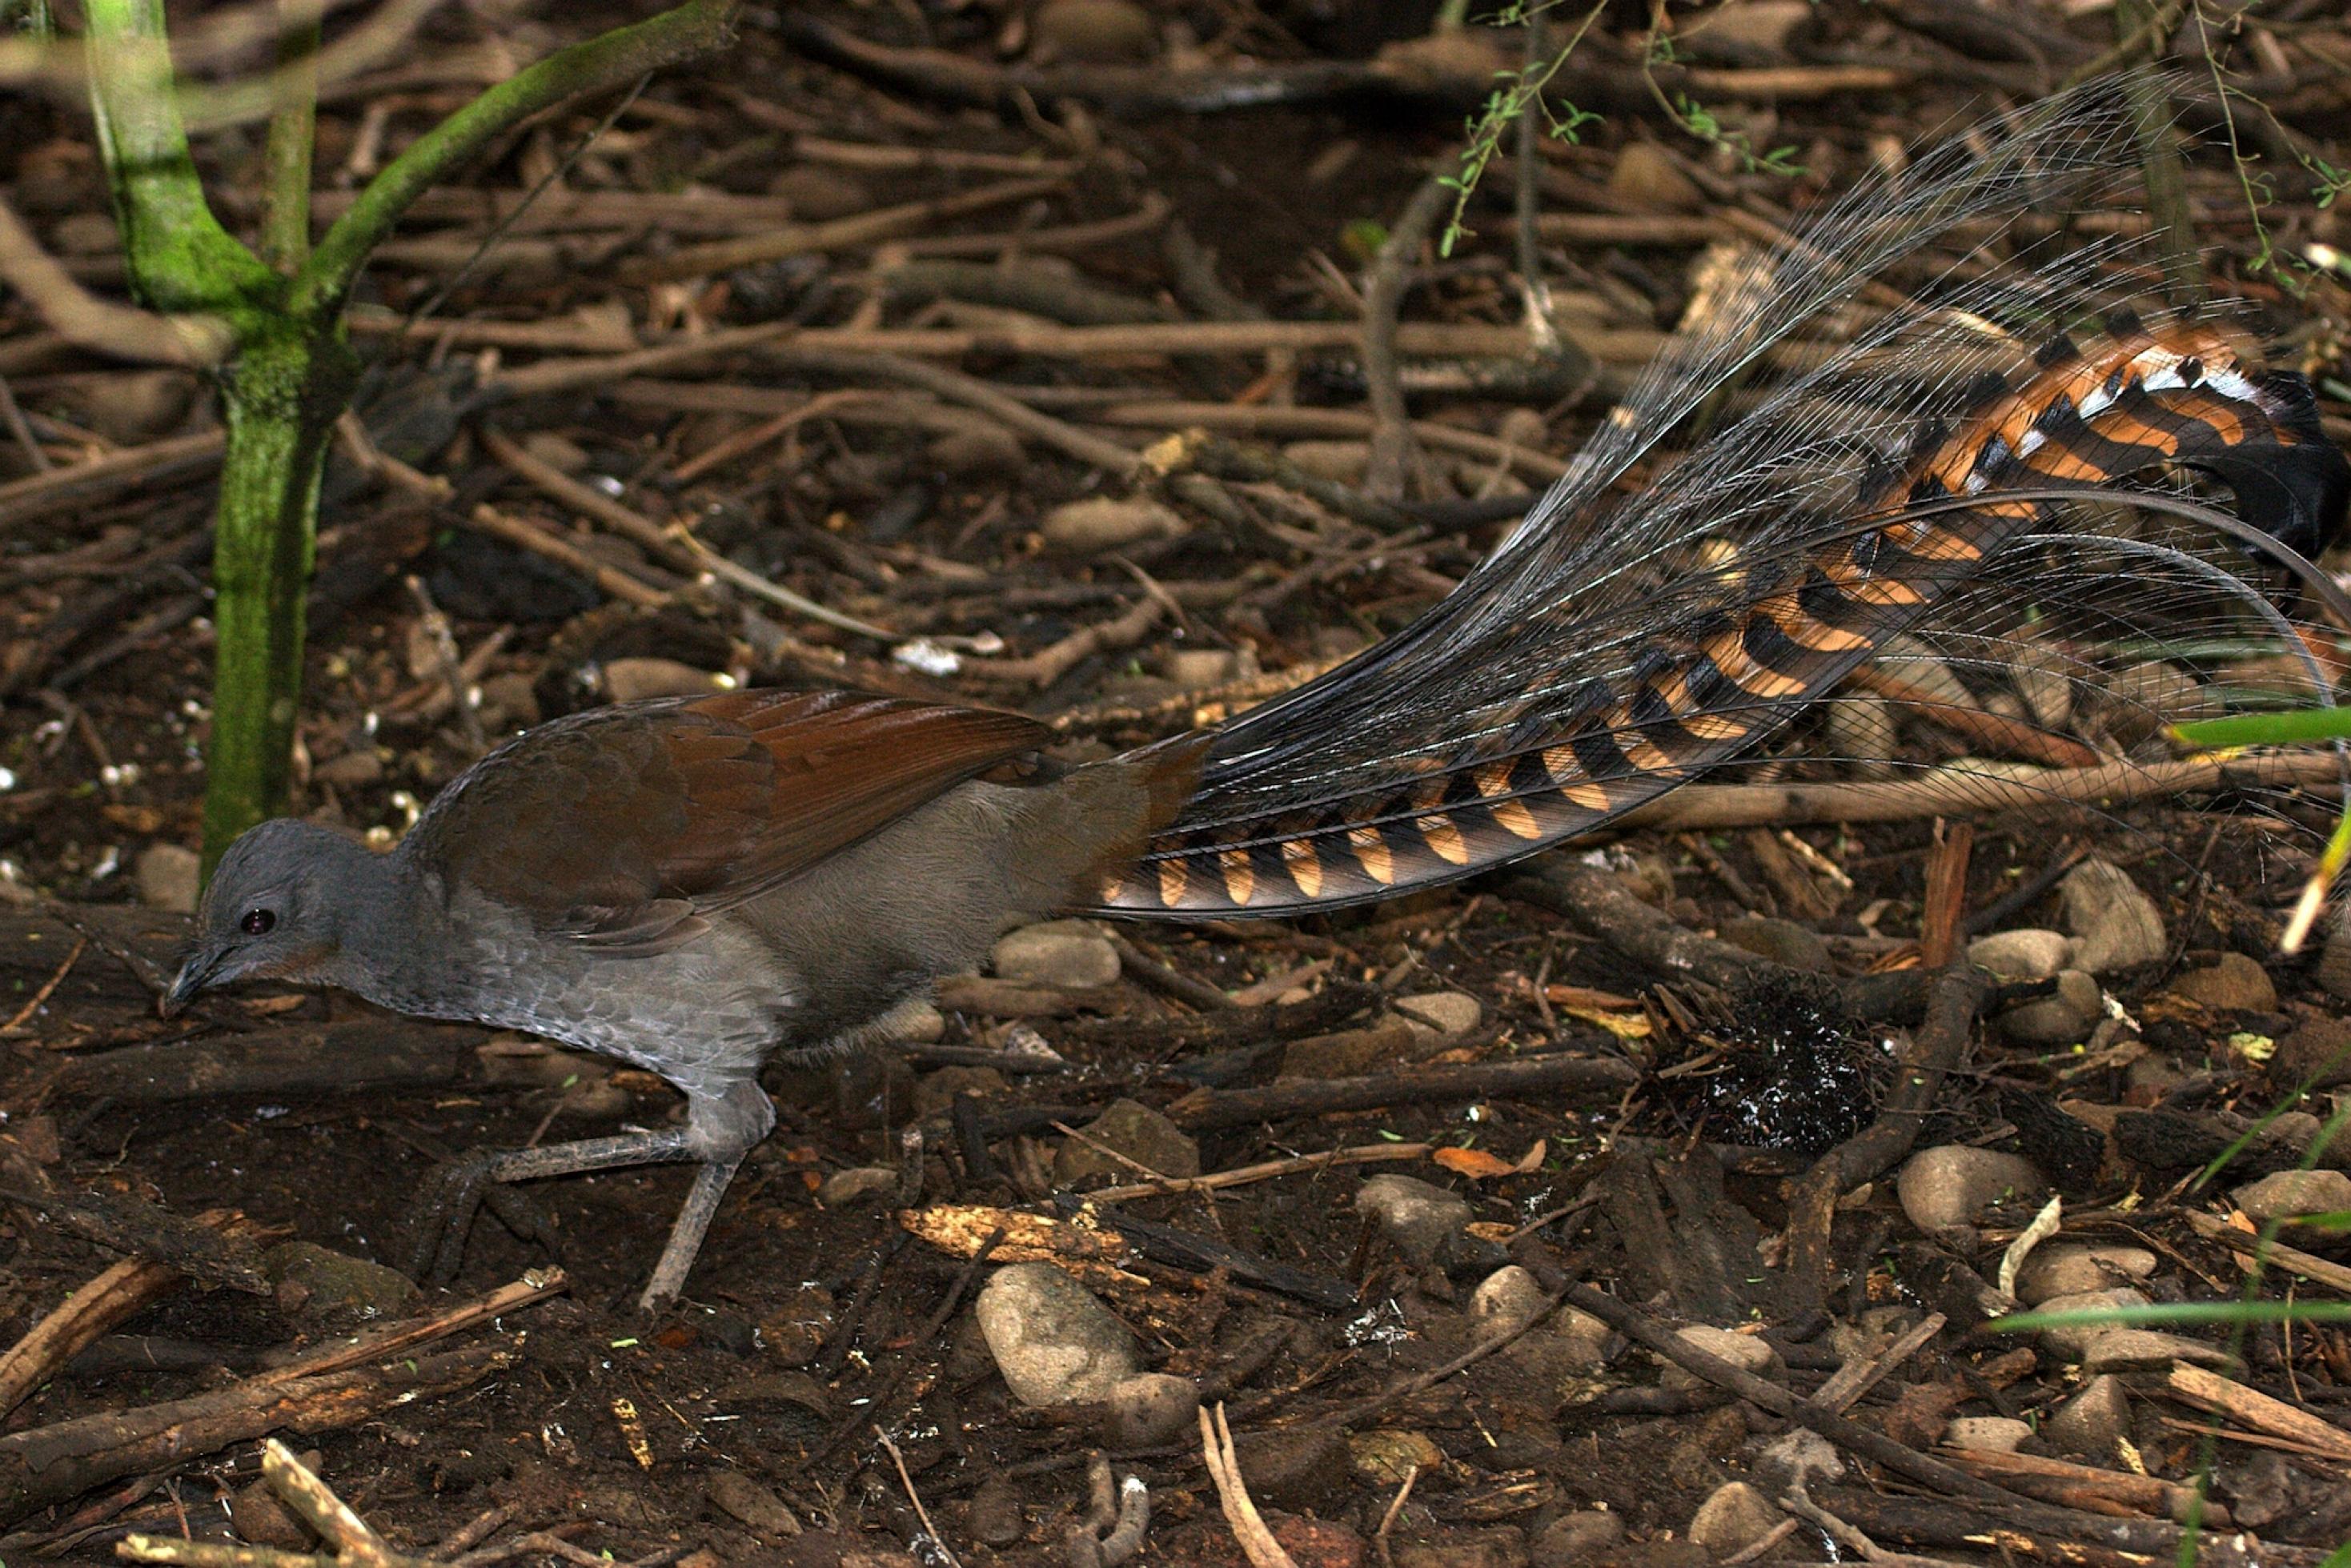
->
[1092, 76, 2351, 920]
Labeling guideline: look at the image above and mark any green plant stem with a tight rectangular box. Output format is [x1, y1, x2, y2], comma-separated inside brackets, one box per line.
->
[295, 0, 736, 318]
[82, 0, 271, 316]
[202, 327, 350, 868]
[260, 0, 321, 274]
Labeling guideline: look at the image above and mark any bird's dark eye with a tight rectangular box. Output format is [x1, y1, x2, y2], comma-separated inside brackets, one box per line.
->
[240, 908, 276, 936]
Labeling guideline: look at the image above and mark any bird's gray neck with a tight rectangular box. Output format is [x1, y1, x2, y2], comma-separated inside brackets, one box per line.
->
[314, 845, 467, 1016]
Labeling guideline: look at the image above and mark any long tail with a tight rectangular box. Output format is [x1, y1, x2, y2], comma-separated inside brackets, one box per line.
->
[1093, 76, 2349, 919]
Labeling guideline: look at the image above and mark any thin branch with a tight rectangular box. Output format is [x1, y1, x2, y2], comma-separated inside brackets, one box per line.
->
[0, 193, 231, 363]
[296, 0, 737, 318]
[259, 0, 323, 274]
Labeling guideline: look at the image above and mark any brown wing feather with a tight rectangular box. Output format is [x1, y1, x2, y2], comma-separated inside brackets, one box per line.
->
[404, 688, 1053, 948]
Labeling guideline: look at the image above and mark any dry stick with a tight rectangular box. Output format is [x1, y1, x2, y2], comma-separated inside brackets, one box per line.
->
[962, 595, 1165, 688]
[756, 346, 1141, 475]
[494, 319, 1664, 400]
[339, 417, 668, 608]
[1085, 1142, 1434, 1205]
[0, 429, 227, 531]
[0, 1257, 181, 1421]
[2165, 1363, 2351, 1463]
[905, 193, 1171, 259]
[2181, 1209, 2351, 1293]
[477, 422, 954, 649]
[1810, 1311, 1949, 1417]
[0, 1345, 513, 1525]
[1362, 174, 1453, 503]
[1916, 820, 1974, 971]
[1557, 1281, 2018, 1506]
[1199, 1404, 1297, 1568]
[612, 172, 1066, 284]
[0, 933, 86, 1034]
[1611, 750, 2346, 832]
[1096, 403, 1568, 482]
[1166, 1053, 1638, 1133]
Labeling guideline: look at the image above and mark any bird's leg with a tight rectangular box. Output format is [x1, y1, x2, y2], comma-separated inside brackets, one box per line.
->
[636, 1156, 743, 1312]
[406, 1128, 696, 1289]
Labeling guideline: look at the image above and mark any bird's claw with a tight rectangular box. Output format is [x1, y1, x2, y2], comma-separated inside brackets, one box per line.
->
[403, 1155, 562, 1285]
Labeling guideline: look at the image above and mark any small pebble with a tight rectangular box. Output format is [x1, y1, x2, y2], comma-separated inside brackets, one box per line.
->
[912, 1065, 1006, 1117]
[2060, 858, 2166, 975]
[1607, 142, 1703, 210]
[768, 164, 873, 220]
[929, 426, 1025, 480]
[1754, 1430, 1843, 1494]
[1053, 1097, 1199, 1184]
[1101, 1371, 1199, 1448]
[135, 843, 201, 915]
[2167, 952, 2277, 1013]
[2080, 1328, 2241, 1375]
[2032, 1288, 2150, 1357]
[1355, 1173, 1471, 1269]
[1687, 1482, 1783, 1557]
[600, 657, 724, 703]
[816, 1166, 899, 1206]
[1967, 928, 2072, 981]
[1029, 0, 1158, 62]
[1395, 991, 1483, 1039]
[1350, 1427, 1446, 1484]
[1531, 1510, 1623, 1566]
[1281, 439, 1372, 484]
[965, 1473, 1027, 1547]
[993, 919, 1121, 989]
[1040, 495, 1187, 554]
[1896, 1145, 2045, 1233]
[1661, 1325, 1780, 1392]
[2000, 970, 2103, 1046]
[1469, 1265, 1549, 1337]
[974, 1262, 1139, 1406]
[2045, 1374, 2131, 1455]
[2233, 1168, 2351, 1222]
[2016, 1245, 2156, 1307]
[1717, 915, 1833, 972]
[1944, 1416, 2032, 1453]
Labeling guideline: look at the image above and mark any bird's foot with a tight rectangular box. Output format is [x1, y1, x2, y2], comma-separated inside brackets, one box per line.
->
[403, 1153, 563, 1286]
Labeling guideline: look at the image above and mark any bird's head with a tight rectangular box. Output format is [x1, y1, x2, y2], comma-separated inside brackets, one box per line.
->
[163, 819, 382, 1016]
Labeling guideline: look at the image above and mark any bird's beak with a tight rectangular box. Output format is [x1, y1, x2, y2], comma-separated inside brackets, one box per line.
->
[160, 948, 223, 1018]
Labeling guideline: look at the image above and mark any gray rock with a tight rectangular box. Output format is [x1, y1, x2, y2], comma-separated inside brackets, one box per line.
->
[974, 1262, 1139, 1406]
[2061, 858, 2166, 975]
[1055, 1097, 1200, 1185]
[2016, 1245, 2157, 1307]
[1355, 1174, 1472, 1269]
[2081, 1329, 2241, 1375]
[2320, 921, 2351, 1004]
[1470, 1265, 1550, 1337]
[2233, 1168, 2351, 1222]
[993, 919, 1121, 989]
[2168, 952, 2277, 1013]
[817, 1166, 900, 1206]
[2000, 969, 2104, 1046]
[2267, 1015, 2351, 1089]
[1944, 1415, 2032, 1453]
[1040, 496, 1186, 554]
[1531, 1510, 1623, 1567]
[1396, 991, 1484, 1039]
[1101, 1372, 1199, 1448]
[1687, 1482, 1783, 1557]
[2034, 1288, 2152, 1357]
[1718, 915, 1833, 973]
[135, 843, 201, 915]
[2045, 1374, 2130, 1455]
[1896, 1145, 2046, 1233]
[263, 1241, 415, 1319]
[1968, 928, 2072, 981]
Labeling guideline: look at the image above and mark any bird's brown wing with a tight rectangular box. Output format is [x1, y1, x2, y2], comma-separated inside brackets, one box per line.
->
[404, 688, 1053, 952]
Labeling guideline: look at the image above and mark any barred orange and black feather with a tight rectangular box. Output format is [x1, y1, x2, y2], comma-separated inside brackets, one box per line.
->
[1093, 77, 2349, 920]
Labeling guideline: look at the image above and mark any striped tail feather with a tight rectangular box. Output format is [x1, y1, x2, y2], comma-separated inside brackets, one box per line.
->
[1095, 315, 2348, 916]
